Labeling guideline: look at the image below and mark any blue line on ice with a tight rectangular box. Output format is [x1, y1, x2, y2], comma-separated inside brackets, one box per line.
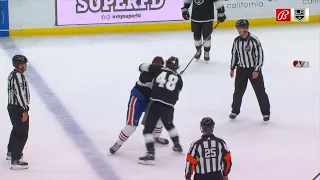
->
[1, 39, 120, 180]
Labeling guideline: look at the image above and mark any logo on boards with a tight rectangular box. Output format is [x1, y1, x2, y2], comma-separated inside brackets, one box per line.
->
[276, 8, 309, 22]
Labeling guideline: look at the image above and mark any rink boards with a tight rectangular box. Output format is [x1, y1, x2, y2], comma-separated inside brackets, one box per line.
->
[5, 0, 320, 37]
[8, 15, 320, 37]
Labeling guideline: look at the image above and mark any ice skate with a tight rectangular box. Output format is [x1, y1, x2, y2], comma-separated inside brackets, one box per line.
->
[155, 137, 169, 145]
[263, 115, 270, 122]
[172, 143, 183, 153]
[10, 160, 28, 170]
[229, 113, 237, 120]
[195, 49, 202, 62]
[109, 143, 122, 154]
[204, 51, 210, 62]
[138, 151, 155, 166]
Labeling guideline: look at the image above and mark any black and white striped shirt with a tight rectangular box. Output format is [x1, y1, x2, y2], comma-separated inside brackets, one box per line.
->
[185, 134, 232, 179]
[230, 32, 264, 72]
[7, 69, 30, 111]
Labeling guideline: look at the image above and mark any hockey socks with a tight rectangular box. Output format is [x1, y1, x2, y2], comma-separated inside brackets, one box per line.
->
[152, 120, 163, 138]
[110, 125, 137, 154]
[139, 133, 156, 165]
[111, 121, 169, 154]
[168, 127, 183, 153]
[203, 38, 211, 61]
[116, 125, 137, 146]
[203, 39, 211, 52]
[153, 120, 169, 145]
[194, 39, 202, 60]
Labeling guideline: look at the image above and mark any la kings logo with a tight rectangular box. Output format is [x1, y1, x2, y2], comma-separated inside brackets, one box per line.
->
[194, 0, 204, 5]
[294, 9, 305, 21]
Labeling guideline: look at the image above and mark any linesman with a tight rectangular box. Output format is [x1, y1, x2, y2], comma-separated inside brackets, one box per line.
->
[229, 19, 271, 121]
[6, 55, 30, 170]
[185, 117, 232, 180]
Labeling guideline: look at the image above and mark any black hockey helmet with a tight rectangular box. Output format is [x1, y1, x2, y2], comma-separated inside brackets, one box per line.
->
[12, 55, 28, 68]
[200, 117, 215, 133]
[152, 56, 164, 65]
[236, 19, 249, 29]
[166, 56, 179, 71]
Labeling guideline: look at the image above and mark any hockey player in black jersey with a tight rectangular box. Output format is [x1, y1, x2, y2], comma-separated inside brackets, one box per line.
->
[138, 56, 183, 165]
[181, 0, 226, 61]
[109, 57, 169, 154]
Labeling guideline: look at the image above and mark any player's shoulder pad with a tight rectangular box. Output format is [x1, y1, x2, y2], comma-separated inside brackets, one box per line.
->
[139, 63, 151, 72]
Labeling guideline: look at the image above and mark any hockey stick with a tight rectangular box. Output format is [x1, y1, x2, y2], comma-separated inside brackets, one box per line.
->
[180, 22, 220, 75]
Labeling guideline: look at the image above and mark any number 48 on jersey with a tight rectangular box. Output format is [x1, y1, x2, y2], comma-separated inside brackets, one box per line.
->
[156, 71, 179, 91]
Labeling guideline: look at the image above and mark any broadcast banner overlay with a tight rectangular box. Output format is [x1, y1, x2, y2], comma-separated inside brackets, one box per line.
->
[0, 0, 9, 37]
[276, 8, 310, 22]
[56, 0, 184, 26]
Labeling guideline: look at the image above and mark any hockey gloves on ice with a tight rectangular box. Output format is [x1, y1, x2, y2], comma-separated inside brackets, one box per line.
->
[181, 8, 190, 20]
[217, 13, 226, 22]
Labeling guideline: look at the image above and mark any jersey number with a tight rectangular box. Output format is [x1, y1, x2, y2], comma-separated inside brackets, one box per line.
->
[204, 148, 216, 159]
[155, 72, 178, 91]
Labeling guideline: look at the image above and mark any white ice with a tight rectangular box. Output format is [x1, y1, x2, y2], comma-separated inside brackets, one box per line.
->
[0, 24, 319, 180]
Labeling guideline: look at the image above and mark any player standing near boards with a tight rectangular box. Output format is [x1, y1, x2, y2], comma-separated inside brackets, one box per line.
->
[181, 0, 226, 61]
[138, 56, 183, 165]
[109, 57, 170, 154]
[185, 117, 232, 180]
[229, 19, 271, 121]
[6, 55, 30, 170]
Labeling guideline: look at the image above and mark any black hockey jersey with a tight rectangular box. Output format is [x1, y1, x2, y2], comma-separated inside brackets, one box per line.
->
[139, 64, 183, 107]
[184, 0, 225, 22]
[134, 72, 154, 99]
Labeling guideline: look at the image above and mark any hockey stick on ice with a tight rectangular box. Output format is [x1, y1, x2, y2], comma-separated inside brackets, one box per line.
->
[180, 22, 220, 75]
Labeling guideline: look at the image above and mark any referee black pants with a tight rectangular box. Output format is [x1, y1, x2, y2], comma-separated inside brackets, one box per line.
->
[231, 67, 270, 116]
[194, 171, 223, 180]
[7, 105, 29, 161]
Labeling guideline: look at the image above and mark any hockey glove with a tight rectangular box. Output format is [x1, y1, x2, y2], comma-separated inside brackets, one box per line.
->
[217, 13, 226, 22]
[181, 8, 190, 20]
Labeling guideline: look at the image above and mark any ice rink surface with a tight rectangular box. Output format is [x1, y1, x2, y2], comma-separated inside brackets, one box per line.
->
[0, 24, 319, 180]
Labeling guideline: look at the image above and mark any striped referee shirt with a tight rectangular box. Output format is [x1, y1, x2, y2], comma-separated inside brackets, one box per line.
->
[230, 32, 264, 72]
[185, 134, 232, 179]
[7, 69, 30, 111]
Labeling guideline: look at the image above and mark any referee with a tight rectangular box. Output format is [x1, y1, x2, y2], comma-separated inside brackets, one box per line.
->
[229, 19, 271, 121]
[185, 117, 232, 180]
[6, 55, 30, 170]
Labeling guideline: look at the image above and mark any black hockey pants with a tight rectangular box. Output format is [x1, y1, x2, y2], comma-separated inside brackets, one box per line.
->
[7, 104, 29, 161]
[142, 101, 178, 151]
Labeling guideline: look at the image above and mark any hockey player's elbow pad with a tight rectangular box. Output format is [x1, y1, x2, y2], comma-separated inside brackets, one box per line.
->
[139, 63, 150, 72]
